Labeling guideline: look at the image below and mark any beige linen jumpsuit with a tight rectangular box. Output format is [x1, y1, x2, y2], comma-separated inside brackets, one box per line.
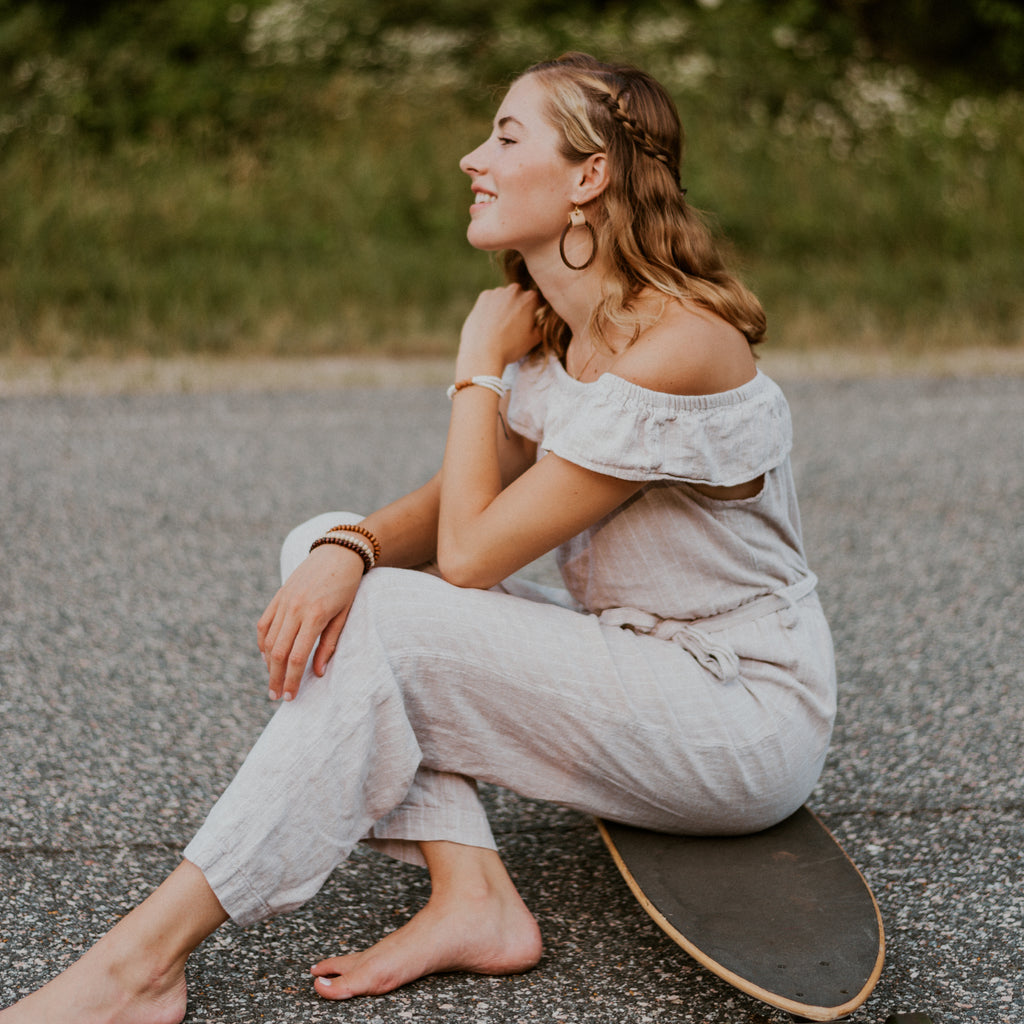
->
[183, 357, 836, 927]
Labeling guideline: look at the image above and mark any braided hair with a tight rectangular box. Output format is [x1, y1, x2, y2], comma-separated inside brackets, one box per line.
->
[502, 52, 765, 357]
[594, 89, 683, 190]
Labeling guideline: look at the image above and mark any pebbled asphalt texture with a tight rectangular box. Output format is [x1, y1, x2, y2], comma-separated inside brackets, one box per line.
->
[1, 367, 1021, 1023]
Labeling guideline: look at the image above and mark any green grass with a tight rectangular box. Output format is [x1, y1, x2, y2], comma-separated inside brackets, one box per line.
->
[0, 111, 496, 358]
[2, 71, 1022, 359]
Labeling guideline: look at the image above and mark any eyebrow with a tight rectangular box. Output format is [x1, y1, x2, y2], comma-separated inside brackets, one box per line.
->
[497, 115, 525, 131]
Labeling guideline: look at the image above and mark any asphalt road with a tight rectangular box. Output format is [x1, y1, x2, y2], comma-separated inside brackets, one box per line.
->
[1, 370, 1021, 1023]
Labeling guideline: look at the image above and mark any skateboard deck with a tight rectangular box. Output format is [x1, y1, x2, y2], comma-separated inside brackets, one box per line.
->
[597, 806, 884, 1021]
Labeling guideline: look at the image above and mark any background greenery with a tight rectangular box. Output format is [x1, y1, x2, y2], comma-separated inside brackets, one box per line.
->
[2, 0, 1022, 359]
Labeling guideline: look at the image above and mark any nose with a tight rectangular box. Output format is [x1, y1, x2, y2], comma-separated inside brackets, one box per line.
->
[459, 141, 485, 176]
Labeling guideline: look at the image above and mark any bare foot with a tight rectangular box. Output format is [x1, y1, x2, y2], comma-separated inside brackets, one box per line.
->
[0, 862, 225, 1024]
[0, 930, 188, 1024]
[309, 875, 542, 999]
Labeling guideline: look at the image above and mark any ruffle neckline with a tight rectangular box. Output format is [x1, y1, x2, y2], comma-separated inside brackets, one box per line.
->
[506, 356, 793, 487]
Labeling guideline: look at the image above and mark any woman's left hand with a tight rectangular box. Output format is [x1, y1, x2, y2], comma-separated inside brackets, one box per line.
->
[457, 284, 541, 373]
[257, 544, 365, 701]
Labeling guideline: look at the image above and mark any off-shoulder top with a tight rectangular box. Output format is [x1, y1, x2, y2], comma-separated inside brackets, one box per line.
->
[505, 354, 815, 623]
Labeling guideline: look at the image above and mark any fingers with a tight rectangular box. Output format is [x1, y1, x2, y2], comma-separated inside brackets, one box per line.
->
[256, 593, 279, 662]
[269, 622, 320, 702]
[256, 546, 364, 701]
[312, 609, 350, 678]
[257, 588, 285, 675]
[461, 285, 541, 367]
[258, 590, 317, 701]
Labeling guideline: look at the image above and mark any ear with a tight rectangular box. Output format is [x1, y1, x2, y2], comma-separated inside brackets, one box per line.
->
[571, 153, 609, 206]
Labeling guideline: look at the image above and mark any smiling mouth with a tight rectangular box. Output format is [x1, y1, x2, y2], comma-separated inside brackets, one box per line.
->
[473, 192, 497, 205]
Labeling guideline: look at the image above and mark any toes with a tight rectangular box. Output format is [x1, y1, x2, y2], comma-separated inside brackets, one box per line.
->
[310, 958, 356, 1001]
[311, 955, 391, 1001]
[312, 974, 355, 1001]
[310, 956, 345, 977]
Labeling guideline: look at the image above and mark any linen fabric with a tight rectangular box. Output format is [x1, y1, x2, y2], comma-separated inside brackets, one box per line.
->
[506, 357, 812, 622]
[183, 361, 836, 927]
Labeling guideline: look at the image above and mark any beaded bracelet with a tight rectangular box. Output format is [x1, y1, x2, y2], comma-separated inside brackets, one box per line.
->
[327, 523, 381, 562]
[447, 375, 507, 400]
[309, 533, 375, 573]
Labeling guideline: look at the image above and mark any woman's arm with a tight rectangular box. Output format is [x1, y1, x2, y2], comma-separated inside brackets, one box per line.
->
[438, 444, 641, 589]
[258, 378, 536, 701]
[435, 286, 764, 587]
[436, 285, 642, 589]
[365, 391, 537, 571]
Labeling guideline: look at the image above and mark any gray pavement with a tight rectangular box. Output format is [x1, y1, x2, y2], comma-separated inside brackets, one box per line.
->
[1, 370, 1021, 1023]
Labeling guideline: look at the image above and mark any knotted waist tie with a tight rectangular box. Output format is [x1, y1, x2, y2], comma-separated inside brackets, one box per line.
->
[596, 574, 819, 683]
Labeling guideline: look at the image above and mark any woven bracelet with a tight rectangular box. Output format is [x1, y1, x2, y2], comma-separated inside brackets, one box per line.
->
[447, 375, 507, 400]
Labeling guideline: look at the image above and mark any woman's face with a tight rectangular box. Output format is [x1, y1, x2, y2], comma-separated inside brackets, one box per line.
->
[459, 74, 581, 258]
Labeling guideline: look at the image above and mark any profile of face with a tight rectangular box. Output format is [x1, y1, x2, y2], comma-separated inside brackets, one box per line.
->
[459, 74, 600, 262]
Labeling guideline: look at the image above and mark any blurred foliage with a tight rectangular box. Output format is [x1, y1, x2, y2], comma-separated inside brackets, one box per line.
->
[1, 0, 1022, 356]
[3, 0, 1021, 147]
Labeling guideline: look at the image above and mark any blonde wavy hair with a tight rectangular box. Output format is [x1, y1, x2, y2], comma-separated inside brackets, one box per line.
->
[502, 52, 766, 356]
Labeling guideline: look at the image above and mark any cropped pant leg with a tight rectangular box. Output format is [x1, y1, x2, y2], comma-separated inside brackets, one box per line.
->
[276, 511, 498, 867]
[184, 515, 835, 927]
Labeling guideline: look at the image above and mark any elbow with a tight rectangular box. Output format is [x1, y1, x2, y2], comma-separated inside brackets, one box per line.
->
[435, 543, 499, 591]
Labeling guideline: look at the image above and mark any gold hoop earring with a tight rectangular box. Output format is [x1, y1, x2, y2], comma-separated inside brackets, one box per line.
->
[559, 206, 597, 271]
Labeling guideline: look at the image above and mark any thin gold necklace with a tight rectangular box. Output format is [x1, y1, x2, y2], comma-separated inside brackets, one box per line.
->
[572, 341, 599, 381]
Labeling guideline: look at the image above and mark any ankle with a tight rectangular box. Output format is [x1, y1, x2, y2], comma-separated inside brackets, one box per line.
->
[90, 917, 187, 995]
[101, 861, 227, 982]
[420, 843, 517, 896]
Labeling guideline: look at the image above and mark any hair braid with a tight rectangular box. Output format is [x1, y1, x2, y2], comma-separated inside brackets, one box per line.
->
[503, 53, 767, 354]
[595, 89, 681, 187]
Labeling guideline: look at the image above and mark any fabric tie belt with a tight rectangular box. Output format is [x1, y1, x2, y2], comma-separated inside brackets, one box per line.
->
[597, 573, 819, 683]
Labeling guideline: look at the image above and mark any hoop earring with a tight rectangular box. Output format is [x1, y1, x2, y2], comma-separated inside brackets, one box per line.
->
[558, 206, 597, 271]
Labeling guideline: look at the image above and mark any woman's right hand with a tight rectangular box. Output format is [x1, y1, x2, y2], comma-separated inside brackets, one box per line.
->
[256, 544, 365, 702]
[456, 284, 541, 375]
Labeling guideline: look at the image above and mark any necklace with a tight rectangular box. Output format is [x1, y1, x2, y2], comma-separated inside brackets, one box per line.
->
[571, 342, 600, 381]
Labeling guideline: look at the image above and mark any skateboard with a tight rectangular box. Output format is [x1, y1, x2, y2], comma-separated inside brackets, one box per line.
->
[597, 806, 885, 1022]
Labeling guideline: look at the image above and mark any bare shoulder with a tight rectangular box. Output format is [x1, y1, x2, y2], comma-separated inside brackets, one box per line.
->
[613, 299, 757, 396]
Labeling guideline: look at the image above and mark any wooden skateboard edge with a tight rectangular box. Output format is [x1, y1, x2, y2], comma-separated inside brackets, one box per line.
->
[596, 810, 886, 1023]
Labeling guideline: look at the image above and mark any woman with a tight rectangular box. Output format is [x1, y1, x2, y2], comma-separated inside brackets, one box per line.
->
[0, 52, 835, 1023]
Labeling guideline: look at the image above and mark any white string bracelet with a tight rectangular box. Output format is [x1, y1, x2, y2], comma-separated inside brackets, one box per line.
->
[447, 375, 508, 400]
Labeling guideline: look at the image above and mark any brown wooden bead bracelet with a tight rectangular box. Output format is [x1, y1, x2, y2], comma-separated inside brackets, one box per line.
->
[309, 533, 375, 573]
[327, 522, 382, 562]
